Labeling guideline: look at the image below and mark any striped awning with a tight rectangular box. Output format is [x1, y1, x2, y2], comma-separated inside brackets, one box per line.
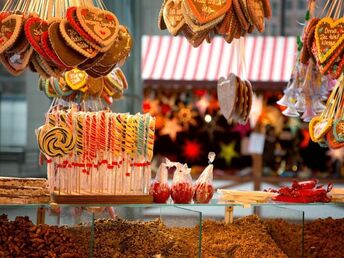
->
[142, 35, 297, 82]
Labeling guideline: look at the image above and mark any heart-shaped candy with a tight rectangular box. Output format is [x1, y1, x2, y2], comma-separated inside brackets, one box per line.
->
[65, 68, 88, 90]
[0, 14, 23, 54]
[59, 19, 98, 58]
[25, 17, 51, 61]
[76, 7, 119, 47]
[185, 0, 231, 24]
[163, 0, 185, 36]
[315, 17, 344, 64]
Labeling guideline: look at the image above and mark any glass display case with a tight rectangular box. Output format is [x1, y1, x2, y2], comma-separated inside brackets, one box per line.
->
[0, 202, 321, 257]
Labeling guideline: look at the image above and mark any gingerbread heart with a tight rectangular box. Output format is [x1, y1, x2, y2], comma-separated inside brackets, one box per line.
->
[315, 17, 344, 64]
[217, 73, 237, 120]
[24, 17, 51, 61]
[65, 68, 88, 90]
[98, 25, 132, 66]
[0, 14, 23, 54]
[185, 0, 231, 24]
[76, 7, 119, 47]
[163, 0, 185, 36]
[59, 19, 98, 58]
[49, 21, 87, 67]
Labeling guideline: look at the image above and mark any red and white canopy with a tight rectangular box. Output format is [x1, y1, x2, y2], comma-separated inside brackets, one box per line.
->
[142, 35, 297, 82]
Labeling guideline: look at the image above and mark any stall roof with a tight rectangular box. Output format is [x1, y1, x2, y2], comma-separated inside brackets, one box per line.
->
[142, 35, 296, 83]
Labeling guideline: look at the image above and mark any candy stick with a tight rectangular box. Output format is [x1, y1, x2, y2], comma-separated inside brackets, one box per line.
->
[75, 112, 84, 194]
[98, 111, 107, 193]
[89, 113, 98, 193]
[146, 117, 155, 193]
[143, 114, 150, 194]
[114, 114, 123, 194]
[129, 115, 138, 193]
[136, 115, 145, 192]
[46, 112, 57, 192]
[125, 115, 134, 194]
[121, 114, 129, 194]
[84, 114, 92, 194]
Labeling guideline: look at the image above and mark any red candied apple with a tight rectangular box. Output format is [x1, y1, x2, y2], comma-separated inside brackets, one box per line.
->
[193, 183, 214, 203]
[150, 181, 171, 203]
[171, 182, 194, 204]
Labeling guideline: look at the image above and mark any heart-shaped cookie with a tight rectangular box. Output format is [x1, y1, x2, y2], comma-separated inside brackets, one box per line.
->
[41, 31, 67, 69]
[163, 0, 185, 36]
[247, 0, 265, 33]
[24, 17, 51, 61]
[0, 52, 25, 76]
[217, 73, 237, 120]
[59, 19, 98, 58]
[8, 46, 33, 71]
[315, 17, 344, 64]
[49, 21, 87, 67]
[327, 54, 344, 79]
[76, 7, 119, 47]
[98, 25, 132, 66]
[0, 14, 23, 54]
[185, 0, 231, 24]
[65, 68, 88, 90]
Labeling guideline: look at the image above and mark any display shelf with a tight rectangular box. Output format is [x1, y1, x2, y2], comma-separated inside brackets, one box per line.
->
[0, 199, 343, 208]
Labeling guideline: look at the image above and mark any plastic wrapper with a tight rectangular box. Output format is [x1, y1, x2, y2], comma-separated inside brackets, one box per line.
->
[193, 152, 215, 203]
[171, 163, 193, 204]
[149, 162, 171, 203]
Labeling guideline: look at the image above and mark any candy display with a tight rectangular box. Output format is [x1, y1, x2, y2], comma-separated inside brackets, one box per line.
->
[265, 179, 333, 203]
[279, 0, 344, 149]
[149, 160, 171, 203]
[158, 0, 272, 47]
[36, 104, 155, 196]
[217, 73, 253, 124]
[0, 2, 132, 78]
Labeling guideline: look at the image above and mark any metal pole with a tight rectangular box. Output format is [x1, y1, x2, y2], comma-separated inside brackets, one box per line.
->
[281, 0, 286, 36]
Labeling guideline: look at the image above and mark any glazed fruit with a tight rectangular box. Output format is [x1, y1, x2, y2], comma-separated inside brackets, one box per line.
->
[193, 182, 214, 204]
[171, 182, 194, 204]
[150, 181, 171, 203]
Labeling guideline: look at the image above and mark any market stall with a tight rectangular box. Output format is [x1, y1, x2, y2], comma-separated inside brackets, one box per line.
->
[0, 0, 343, 257]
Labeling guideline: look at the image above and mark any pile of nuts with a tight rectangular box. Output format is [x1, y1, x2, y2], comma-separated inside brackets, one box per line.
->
[82, 218, 199, 258]
[202, 216, 288, 258]
[0, 215, 88, 258]
[265, 217, 344, 258]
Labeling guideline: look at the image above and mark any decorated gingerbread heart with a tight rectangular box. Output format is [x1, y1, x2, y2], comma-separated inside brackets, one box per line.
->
[25, 17, 51, 61]
[185, 0, 231, 24]
[65, 68, 88, 90]
[0, 14, 23, 54]
[59, 19, 98, 58]
[315, 17, 344, 64]
[163, 0, 185, 36]
[76, 7, 119, 47]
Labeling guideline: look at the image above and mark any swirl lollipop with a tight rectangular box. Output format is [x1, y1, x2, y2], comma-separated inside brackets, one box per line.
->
[41, 127, 76, 157]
